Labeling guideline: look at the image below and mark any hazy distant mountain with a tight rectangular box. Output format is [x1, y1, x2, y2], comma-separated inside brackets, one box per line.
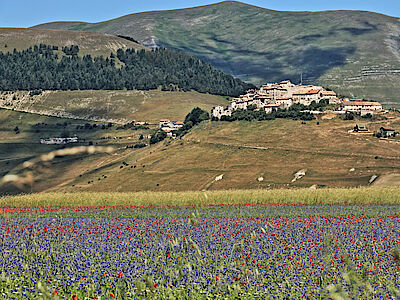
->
[32, 1, 400, 105]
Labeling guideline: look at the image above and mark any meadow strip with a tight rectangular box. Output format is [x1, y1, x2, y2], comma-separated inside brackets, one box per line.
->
[1, 187, 400, 207]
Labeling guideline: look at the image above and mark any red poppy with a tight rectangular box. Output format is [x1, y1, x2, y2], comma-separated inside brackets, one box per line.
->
[110, 293, 115, 298]
[153, 283, 159, 288]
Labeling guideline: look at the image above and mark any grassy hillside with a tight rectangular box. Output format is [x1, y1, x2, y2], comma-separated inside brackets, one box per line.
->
[0, 90, 227, 124]
[4, 110, 400, 194]
[32, 1, 400, 105]
[0, 108, 158, 194]
[0, 28, 146, 57]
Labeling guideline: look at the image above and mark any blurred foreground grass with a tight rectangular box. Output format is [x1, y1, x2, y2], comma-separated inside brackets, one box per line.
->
[1, 187, 400, 207]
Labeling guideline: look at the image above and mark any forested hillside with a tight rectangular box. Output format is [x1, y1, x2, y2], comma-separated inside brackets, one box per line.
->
[0, 45, 253, 96]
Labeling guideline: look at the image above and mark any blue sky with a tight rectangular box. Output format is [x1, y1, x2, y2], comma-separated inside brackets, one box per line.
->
[2, 0, 399, 28]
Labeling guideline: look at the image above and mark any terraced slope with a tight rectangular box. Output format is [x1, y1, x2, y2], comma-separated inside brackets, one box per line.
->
[33, 1, 400, 105]
[0, 28, 146, 57]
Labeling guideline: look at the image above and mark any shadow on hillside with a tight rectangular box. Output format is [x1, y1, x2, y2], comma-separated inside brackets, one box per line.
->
[296, 34, 324, 43]
[325, 21, 379, 37]
[287, 46, 357, 81]
[161, 32, 357, 84]
[338, 21, 378, 36]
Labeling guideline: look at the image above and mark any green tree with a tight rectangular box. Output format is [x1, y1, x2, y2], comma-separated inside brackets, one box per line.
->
[150, 130, 167, 144]
[184, 107, 210, 126]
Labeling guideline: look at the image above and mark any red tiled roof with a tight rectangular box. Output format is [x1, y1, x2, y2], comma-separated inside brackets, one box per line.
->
[293, 89, 320, 95]
[381, 127, 395, 131]
[343, 101, 381, 106]
[306, 89, 320, 94]
[321, 91, 336, 96]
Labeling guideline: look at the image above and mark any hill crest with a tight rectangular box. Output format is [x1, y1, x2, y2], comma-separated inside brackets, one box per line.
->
[31, 1, 400, 24]
[0, 27, 147, 57]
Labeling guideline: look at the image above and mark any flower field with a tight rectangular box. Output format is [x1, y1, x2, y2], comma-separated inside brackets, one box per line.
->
[1, 203, 400, 299]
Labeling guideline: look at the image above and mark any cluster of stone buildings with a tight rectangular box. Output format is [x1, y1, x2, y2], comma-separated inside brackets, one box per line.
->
[211, 80, 383, 119]
[159, 120, 184, 137]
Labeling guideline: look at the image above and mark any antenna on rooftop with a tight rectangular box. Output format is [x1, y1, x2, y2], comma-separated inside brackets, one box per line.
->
[300, 72, 303, 85]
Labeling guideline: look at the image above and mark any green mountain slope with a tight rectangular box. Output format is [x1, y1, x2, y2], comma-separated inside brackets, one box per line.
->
[0, 28, 147, 57]
[33, 1, 400, 106]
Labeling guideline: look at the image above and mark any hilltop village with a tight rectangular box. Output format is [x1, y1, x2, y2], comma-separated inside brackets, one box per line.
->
[155, 80, 392, 139]
[211, 80, 383, 120]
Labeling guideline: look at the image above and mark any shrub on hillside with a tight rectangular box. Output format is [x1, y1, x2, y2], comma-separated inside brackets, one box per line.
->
[134, 143, 147, 149]
[184, 107, 210, 126]
[150, 130, 167, 144]
[342, 112, 355, 120]
[29, 89, 42, 96]
[176, 107, 210, 136]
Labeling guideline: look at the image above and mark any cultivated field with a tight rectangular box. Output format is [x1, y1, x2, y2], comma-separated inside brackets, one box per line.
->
[1, 187, 400, 207]
[1, 189, 400, 298]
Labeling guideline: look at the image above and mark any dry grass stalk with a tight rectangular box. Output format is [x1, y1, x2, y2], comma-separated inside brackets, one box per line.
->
[1, 146, 114, 190]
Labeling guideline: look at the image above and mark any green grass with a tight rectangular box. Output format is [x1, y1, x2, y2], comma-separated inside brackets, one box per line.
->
[2, 187, 400, 207]
[32, 1, 400, 106]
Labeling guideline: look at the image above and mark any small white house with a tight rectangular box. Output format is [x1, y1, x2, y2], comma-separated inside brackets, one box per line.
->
[264, 103, 280, 114]
[211, 106, 232, 120]
[160, 120, 184, 132]
[40, 137, 79, 145]
[342, 101, 382, 113]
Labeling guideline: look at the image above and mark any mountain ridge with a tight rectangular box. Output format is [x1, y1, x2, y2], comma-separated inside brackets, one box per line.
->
[31, 1, 400, 23]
